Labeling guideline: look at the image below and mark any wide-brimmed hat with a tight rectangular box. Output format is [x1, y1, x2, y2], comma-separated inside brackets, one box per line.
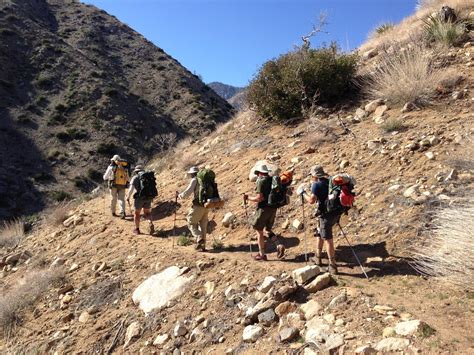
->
[254, 163, 271, 175]
[310, 165, 327, 178]
[187, 166, 199, 174]
[133, 165, 144, 173]
[111, 154, 121, 162]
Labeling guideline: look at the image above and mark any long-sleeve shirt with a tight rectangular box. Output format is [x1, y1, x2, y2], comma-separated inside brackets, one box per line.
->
[179, 177, 198, 200]
[103, 164, 115, 181]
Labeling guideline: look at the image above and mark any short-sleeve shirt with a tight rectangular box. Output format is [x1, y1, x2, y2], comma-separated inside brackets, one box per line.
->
[255, 176, 272, 209]
[311, 178, 329, 213]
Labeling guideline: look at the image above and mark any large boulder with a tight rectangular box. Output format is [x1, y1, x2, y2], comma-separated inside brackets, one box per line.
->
[242, 325, 263, 342]
[394, 319, 431, 336]
[132, 266, 194, 314]
[292, 265, 320, 284]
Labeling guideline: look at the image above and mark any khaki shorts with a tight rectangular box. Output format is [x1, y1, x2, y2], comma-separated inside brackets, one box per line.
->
[252, 207, 277, 231]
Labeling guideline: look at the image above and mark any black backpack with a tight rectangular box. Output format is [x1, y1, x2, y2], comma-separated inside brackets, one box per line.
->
[137, 171, 158, 199]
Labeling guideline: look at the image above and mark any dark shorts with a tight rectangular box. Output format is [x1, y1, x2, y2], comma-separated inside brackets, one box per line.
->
[252, 207, 277, 231]
[318, 213, 341, 240]
[134, 198, 152, 210]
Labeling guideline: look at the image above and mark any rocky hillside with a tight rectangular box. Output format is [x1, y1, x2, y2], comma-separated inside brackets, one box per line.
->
[0, 0, 234, 220]
[208, 82, 244, 101]
[1, 1, 473, 354]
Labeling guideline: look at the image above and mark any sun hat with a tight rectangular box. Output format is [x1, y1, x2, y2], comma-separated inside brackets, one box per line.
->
[310, 165, 327, 178]
[254, 163, 271, 175]
[111, 154, 121, 162]
[187, 166, 199, 174]
[133, 165, 144, 173]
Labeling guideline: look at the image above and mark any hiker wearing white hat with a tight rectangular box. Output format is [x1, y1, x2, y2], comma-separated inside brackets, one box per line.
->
[103, 154, 130, 218]
[178, 166, 210, 251]
[127, 165, 158, 235]
[243, 163, 285, 261]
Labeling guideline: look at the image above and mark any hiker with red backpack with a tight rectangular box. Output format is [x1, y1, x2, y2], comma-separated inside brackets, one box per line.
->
[178, 166, 223, 251]
[103, 154, 130, 219]
[127, 165, 158, 235]
[299, 165, 356, 274]
[243, 163, 289, 261]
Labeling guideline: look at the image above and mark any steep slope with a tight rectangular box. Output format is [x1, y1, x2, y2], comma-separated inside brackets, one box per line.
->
[0, 0, 234, 220]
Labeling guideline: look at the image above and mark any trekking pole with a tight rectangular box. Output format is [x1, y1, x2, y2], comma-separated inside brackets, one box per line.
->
[337, 222, 369, 280]
[172, 191, 178, 249]
[300, 194, 308, 264]
[242, 194, 253, 255]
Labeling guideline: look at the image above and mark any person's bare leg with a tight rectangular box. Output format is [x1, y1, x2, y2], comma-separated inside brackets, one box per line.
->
[144, 208, 154, 234]
[257, 230, 266, 256]
[314, 237, 324, 266]
[134, 209, 141, 232]
[326, 239, 338, 274]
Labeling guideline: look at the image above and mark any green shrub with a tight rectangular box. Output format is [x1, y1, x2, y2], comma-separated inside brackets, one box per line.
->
[34, 73, 54, 88]
[374, 22, 394, 35]
[381, 118, 407, 133]
[177, 234, 192, 246]
[51, 191, 72, 202]
[423, 15, 469, 46]
[55, 103, 67, 112]
[97, 142, 117, 156]
[73, 176, 93, 192]
[247, 43, 357, 120]
[87, 168, 102, 182]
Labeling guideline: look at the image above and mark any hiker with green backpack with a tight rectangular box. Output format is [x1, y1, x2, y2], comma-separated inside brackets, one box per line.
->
[298, 165, 356, 274]
[126, 165, 158, 235]
[178, 166, 222, 251]
[243, 163, 289, 261]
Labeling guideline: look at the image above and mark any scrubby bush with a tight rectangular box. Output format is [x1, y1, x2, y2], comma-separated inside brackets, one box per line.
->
[177, 234, 192, 246]
[367, 46, 454, 105]
[423, 14, 470, 47]
[0, 218, 25, 248]
[51, 190, 72, 202]
[247, 43, 357, 120]
[374, 22, 395, 35]
[381, 118, 407, 133]
[97, 142, 117, 156]
[413, 202, 474, 291]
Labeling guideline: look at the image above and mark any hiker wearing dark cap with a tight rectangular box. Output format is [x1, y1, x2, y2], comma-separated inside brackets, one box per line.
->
[127, 165, 157, 235]
[178, 166, 209, 251]
[244, 163, 285, 261]
[299, 165, 340, 274]
[103, 154, 129, 218]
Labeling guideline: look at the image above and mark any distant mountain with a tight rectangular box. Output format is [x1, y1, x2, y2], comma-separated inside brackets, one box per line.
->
[208, 82, 244, 101]
[0, 0, 234, 220]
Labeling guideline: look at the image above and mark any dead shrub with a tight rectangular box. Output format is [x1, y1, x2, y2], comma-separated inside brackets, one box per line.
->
[0, 268, 66, 336]
[44, 201, 73, 226]
[412, 201, 474, 290]
[0, 219, 25, 249]
[76, 278, 122, 311]
[306, 118, 338, 145]
[177, 151, 198, 171]
[367, 46, 455, 105]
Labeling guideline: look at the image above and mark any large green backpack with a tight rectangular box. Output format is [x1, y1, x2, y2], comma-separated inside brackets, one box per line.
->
[196, 168, 220, 205]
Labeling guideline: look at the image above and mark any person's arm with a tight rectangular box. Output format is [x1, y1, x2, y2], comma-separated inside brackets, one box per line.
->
[127, 176, 137, 200]
[301, 183, 317, 205]
[247, 192, 264, 203]
[179, 178, 197, 199]
[245, 177, 266, 204]
[103, 166, 114, 181]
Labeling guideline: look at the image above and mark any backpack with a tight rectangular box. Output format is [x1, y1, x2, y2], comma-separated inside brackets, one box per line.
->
[325, 174, 356, 215]
[137, 171, 158, 199]
[113, 160, 130, 187]
[268, 171, 293, 208]
[196, 168, 221, 207]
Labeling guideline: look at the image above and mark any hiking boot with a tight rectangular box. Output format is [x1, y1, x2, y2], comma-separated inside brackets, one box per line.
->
[148, 223, 155, 235]
[121, 213, 126, 219]
[254, 254, 268, 261]
[328, 264, 338, 275]
[112, 212, 117, 217]
[311, 255, 322, 267]
[133, 228, 140, 235]
[276, 244, 285, 259]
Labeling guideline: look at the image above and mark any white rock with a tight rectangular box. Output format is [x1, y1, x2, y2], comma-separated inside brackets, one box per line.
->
[425, 152, 435, 160]
[304, 348, 318, 355]
[285, 312, 305, 330]
[242, 325, 263, 342]
[323, 314, 335, 324]
[222, 212, 235, 228]
[355, 108, 367, 120]
[429, 136, 439, 146]
[78, 311, 90, 323]
[124, 321, 141, 348]
[372, 105, 388, 122]
[290, 157, 302, 164]
[394, 319, 427, 336]
[373, 305, 394, 314]
[132, 266, 194, 314]
[375, 337, 410, 352]
[355, 345, 377, 354]
[305, 317, 331, 343]
[340, 160, 349, 169]
[189, 326, 203, 342]
[383, 326, 396, 337]
[204, 281, 215, 296]
[328, 292, 347, 309]
[300, 300, 321, 320]
[292, 265, 320, 284]
[153, 333, 169, 346]
[305, 273, 331, 293]
[258, 276, 277, 293]
[367, 140, 381, 150]
[174, 322, 188, 337]
[388, 184, 401, 192]
[403, 185, 419, 198]
[365, 99, 383, 113]
[292, 219, 304, 230]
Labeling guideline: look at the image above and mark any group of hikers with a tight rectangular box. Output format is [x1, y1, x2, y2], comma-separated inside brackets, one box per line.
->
[103, 155, 356, 275]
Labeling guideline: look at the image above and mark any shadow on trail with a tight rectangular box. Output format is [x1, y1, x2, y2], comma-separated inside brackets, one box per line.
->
[151, 200, 181, 220]
[207, 236, 301, 254]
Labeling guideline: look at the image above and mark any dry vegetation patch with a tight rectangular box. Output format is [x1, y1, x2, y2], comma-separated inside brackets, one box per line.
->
[0, 219, 25, 249]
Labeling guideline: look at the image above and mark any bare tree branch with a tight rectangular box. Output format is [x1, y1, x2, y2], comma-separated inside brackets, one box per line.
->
[301, 11, 329, 50]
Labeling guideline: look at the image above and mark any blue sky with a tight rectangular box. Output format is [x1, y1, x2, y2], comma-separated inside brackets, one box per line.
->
[82, 0, 418, 87]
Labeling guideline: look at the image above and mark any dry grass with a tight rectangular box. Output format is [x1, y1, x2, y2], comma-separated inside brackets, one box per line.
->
[366, 46, 455, 105]
[0, 268, 66, 336]
[423, 15, 470, 46]
[44, 201, 74, 226]
[412, 201, 474, 291]
[360, 0, 472, 53]
[0, 219, 25, 249]
[381, 118, 408, 133]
